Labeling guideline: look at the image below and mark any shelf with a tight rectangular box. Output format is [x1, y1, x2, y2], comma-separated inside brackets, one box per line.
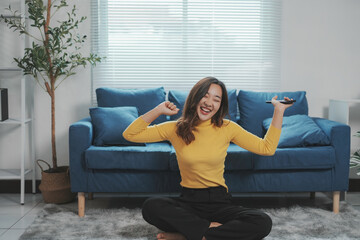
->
[0, 169, 32, 180]
[0, 67, 22, 72]
[0, 118, 32, 125]
[330, 99, 360, 104]
[1, 15, 22, 19]
[0, 1, 36, 204]
[329, 99, 360, 125]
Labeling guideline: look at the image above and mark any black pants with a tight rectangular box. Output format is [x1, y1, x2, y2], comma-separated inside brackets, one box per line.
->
[142, 186, 272, 240]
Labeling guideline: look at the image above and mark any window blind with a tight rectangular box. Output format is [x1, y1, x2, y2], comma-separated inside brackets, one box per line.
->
[91, 0, 281, 104]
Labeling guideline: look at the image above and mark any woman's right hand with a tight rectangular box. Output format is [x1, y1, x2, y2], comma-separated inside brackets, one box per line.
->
[141, 101, 180, 123]
[156, 101, 180, 116]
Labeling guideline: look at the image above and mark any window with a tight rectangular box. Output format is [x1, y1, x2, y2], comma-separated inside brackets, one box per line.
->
[91, 0, 281, 103]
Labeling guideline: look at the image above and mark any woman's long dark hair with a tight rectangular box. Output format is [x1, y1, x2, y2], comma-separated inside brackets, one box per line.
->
[176, 77, 229, 145]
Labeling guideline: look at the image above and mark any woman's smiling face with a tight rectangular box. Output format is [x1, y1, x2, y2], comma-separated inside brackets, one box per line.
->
[196, 83, 222, 122]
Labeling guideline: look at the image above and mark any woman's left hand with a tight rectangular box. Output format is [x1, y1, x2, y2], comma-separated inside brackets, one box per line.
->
[271, 96, 294, 112]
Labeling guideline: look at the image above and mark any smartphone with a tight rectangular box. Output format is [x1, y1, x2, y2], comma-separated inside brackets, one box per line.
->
[266, 99, 296, 104]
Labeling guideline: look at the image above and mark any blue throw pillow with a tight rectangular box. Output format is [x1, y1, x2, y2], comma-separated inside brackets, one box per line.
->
[89, 107, 144, 146]
[238, 90, 308, 137]
[96, 87, 166, 124]
[263, 114, 330, 148]
[168, 89, 238, 122]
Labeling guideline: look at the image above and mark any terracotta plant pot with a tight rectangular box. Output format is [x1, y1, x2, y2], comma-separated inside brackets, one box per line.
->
[37, 160, 75, 204]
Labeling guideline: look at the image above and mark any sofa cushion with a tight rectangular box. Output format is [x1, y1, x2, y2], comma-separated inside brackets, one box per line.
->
[263, 115, 330, 148]
[169, 143, 253, 171]
[225, 143, 253, 170]
[169, 146, 178, 170]
[253, 146, 336, 170]
[237, 90, 308, 137]
[89, 106, 144, 146]
[225, 170, 335, 192]
[96, 87, 167, 124]
[168, 89, 238, 122]
[85, 142, 172, 170]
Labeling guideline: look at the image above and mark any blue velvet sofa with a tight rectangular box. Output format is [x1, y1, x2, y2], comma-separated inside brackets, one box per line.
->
[69, 87, 350, 216]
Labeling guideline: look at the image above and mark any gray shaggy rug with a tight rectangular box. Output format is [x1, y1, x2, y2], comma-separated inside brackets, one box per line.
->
[20, 202, 360, 240]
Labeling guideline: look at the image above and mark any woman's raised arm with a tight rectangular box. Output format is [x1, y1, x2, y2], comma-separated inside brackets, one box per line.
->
[122, 101, 179, 143]
[141, 101, 179, 124]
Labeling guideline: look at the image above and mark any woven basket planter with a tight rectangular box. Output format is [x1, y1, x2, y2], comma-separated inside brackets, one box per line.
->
[37, 160, 75, 204]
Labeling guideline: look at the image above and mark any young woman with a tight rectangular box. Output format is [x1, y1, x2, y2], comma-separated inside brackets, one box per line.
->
[123, 77, 293, 240]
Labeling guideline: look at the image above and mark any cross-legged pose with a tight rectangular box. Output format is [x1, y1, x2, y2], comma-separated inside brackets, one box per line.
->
[123, 77, 293, 240]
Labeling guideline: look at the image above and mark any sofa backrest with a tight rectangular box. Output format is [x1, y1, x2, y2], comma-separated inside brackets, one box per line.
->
[168, 89, 238, 122]
[95, 87, 309, 137]
[237, 90, 308, 137]
[96, 87, 167, 124]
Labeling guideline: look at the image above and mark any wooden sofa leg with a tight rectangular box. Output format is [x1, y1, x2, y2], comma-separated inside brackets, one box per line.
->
[333, 191, 340, 214]
[78, 192, 85, 217]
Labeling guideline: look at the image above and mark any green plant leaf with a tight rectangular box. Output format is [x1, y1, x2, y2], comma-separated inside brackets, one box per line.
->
[3, 0, 104, 169]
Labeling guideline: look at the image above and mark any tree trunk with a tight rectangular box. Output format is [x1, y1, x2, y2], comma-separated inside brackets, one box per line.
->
[44, 0, 57, 170]
[51, 89, 57, 169]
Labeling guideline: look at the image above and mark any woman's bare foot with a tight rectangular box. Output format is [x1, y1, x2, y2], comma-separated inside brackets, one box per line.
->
[202, 222, 223, 240]
[209, 222, 222, 228]
[157, 232, 186, 240]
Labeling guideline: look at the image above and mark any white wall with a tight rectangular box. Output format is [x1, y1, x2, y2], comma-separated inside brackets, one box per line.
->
[33, 1, 93, 178]
[281, 0, 360, 116]
[0, 0, 92, 179]
[281, 0, 360, 168]
[1, 0, 360, 179]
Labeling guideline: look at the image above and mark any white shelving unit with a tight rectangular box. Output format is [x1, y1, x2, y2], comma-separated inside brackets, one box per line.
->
[329, 99, 360, 125]
[329, 99, 360, 180]
[0, 1, 36, 204]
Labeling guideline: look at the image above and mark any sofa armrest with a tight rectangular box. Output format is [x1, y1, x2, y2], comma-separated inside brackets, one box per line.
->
[69, 117, 93, 192]
[312, 117, 351, 190]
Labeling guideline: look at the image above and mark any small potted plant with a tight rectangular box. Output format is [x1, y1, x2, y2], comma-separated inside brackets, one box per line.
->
[0, 0, 102, 203]
[350, 131, 360, 176]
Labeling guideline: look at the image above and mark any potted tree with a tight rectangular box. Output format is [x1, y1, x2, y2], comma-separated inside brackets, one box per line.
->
[0, 0, 102, 203]
[350, 131, 360, 176]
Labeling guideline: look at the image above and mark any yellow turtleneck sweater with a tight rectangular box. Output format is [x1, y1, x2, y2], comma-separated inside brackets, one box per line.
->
[123, 117, 281, 190]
